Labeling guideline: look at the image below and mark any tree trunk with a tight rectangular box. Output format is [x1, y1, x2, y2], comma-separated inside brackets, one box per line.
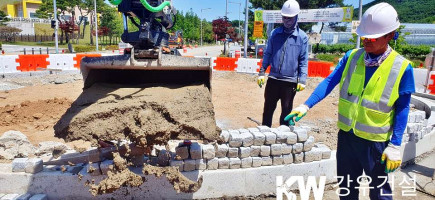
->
[60, 30, 64, 45]
[315, 22, 324, 53]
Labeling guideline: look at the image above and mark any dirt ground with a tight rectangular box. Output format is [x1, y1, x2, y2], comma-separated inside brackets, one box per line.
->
[0, 71, 339, 150]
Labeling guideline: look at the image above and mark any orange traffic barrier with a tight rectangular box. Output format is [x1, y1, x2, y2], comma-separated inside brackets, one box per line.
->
[427, 74, 435, 95]
[308, 61, 334, 78]
[73, 54, 101, 69]
[213, 57, 238, 71]
[15, 55, 49, 71]
[256, 59, 270, 74]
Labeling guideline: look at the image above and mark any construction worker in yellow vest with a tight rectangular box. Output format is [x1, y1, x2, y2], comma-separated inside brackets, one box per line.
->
[284, 2, 415, 199]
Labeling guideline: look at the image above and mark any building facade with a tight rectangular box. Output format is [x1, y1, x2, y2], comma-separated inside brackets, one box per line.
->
[0, 0, 42, 18]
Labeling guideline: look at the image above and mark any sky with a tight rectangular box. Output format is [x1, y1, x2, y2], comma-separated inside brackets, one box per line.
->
[172, 0, 375, 22]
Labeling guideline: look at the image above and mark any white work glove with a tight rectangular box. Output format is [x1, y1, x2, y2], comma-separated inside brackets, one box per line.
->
[257, 76, 265, 88]
[381, 143, 402, 173]
[284, 104, 309, 126]
[296, 83, 305, 92]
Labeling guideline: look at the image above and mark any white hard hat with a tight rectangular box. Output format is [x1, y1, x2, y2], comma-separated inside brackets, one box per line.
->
[356, 2, 400, 38]
[281, 0, 300, 17]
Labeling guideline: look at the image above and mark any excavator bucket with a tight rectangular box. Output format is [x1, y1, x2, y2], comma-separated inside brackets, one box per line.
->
[80, 53, 212, 90]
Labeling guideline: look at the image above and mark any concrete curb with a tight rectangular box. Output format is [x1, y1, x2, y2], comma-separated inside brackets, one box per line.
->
[0, 152, 337, 199]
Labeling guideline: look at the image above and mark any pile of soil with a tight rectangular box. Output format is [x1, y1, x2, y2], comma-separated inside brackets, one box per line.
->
[54, 83, 221, 147]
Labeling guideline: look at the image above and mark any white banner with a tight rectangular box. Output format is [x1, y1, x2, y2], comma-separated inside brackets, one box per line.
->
[260, 7, 353, 23]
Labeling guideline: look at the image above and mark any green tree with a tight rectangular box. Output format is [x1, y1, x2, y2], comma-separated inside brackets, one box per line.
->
[100, 6, 123, 45]
[0, 10, 10, 26]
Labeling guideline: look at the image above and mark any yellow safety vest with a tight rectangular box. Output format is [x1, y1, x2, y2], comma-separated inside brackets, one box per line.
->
[337, 48, 410, 142]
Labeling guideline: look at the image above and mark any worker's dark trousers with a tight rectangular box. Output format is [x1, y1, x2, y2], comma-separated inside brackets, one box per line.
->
[262, 78, 297, 127]
[336, 130, 393, 200]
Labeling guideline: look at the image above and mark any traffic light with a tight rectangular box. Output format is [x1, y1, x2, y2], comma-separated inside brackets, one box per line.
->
[51, 20, 56, 28]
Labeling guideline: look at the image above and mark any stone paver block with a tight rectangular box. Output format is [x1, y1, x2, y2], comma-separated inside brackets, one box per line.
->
[286, 132, 297, 144]
[250, 146, 260, 157]
[283, 154, 293, 164]
[261, 157, 273, 166]
[241, 157, 253, 168]
[12, 158, 28, 172]
[271, 144, 283, 156]
[303, 136, 315, 152]
[277, 125, 291, 132]
[184, 159, 196, 171]
[300, 126, 312, 132]
[273, 156, 284, 165]
[216, 144, 229, 158]
[314, 143, 332, 159]
[220, 130, 230, 142]
[190, 143, 202, 159]
[238, 128, 249, 133]
[229, 130, 240, 135]
[202, 144, 216, 159]
[229, 131, 243, 147]
[1, 194, 20, 200]
[239, 147, 251, 158]
[282, 144, 293, 155]
[292, 143, 303, 154]
[252, 157, 262, 167]
[407, 123, 418, 134]
[29, 194, 47, 200]
[25, 158, 43, 174]
[252, 132, 266, 146]
[228, 147, 239, 158]
[16, 193, 32, 200]
[294, 153, 304, 164]
[218, 157, 230, 169]
[276, 132, 291, 143]
[260, 145, 271, 157]
[248, 127, 259, 133]
[241, 132, 254, 147]
[310, 148, 323, 161]
[304, 151, 315, 163]
[157, 150, 171, 166]
[195, 159, 207, 170]
[257, 125, 270, 133]
[263, 132, 277, 144]
[170, 160, 184, 171]
[294, 128, 308, 142]
[408, 112, 416, 123]
[207, 158, 219, 170]
[175, 146, 189, 160]
[229, 158, 241, 169]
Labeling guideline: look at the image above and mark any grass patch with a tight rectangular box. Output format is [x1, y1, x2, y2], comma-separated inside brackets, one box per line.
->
[315, 54, 341, 64]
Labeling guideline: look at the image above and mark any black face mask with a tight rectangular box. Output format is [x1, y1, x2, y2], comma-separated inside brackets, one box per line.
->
[282, 15, 298, 32]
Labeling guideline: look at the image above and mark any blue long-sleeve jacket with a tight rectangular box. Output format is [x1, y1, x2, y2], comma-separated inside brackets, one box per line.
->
[305, 50, 415, 146]
[259, 26, 309, 84]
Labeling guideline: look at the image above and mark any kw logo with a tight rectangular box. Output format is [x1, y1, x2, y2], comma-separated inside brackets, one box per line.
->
[276, 176, 326, 200]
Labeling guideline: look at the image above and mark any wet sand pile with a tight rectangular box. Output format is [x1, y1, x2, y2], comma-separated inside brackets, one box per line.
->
[89, 152, 144, 196]
[54, 83, 221, 146]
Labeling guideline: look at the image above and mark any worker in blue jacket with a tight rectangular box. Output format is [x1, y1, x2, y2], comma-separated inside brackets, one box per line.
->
[285, 3, 415, 200]
[257, 0, 308, 127]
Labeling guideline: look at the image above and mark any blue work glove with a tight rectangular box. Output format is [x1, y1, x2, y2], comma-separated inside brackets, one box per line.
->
[284, 104, 309, 126]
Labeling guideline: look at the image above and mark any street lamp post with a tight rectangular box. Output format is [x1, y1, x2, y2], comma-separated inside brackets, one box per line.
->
[243, 0, 248, 58]
[201, 8, 211, 46]
[229, 1, 241, 36]
[94, 0, 99, 51]
[53, 0, 58, 54]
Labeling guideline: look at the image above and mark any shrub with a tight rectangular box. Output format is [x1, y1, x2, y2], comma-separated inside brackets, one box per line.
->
[105, 45, 118, 50]
[316, 54, 341, 64]
[74, 45, 96, 53]
[313, 44, 354, 54]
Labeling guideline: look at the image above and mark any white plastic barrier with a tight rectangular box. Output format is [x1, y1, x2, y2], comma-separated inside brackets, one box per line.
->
[46, 54, 76, 71]
[0, 55, 20, 74]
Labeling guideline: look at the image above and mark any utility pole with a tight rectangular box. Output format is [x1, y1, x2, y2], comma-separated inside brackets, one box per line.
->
[94, 0, 99, 51]
[243, 0, 248, 58]
[53, 0, 58, 54]
[229, 1, 241, 36]
[201, 8, 211, 46]
[356, 0, 363, 48]
[225, 0, 228, 19]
